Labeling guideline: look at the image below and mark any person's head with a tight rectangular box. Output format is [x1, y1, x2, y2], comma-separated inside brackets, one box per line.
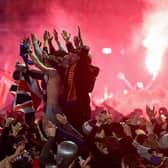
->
[135, 134, 147, 145]
[95, 136, 120, 155]
[15, 63, 27, 73]
[79, 45, 90, 56]
[121, 154, 142, 168]
[46, 50, 67, 67]
[68, 52, 80, 65]
[56, 141, 78, 168]
[78, 45, 92, 63]
[73, 36, 80, 48]
[41, 52, 56, 68]
[136, 117, 146, 127]
[59, 52, 80, 69]
[14, 136, 26, 147]
[110, 122, 126, 139]
[159, 107, 168, 114]
[159, 107, 168, 122]
[96, 110, 112, 125]
[13, 70, 22, 80]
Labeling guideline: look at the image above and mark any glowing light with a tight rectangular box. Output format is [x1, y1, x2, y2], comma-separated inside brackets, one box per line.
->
[102, 48, 112, 54]
[117, 72, 125, 80]
[143, 10, 168, 78]
[89, 93, 92, 97]
[103, 86, 108, 100]
[94, 98, 104, 104]
[123, 89, 128, 94]
[137, 82, 144, 89]
[103, 86, 113, 100]
[144, 44, 163, 78]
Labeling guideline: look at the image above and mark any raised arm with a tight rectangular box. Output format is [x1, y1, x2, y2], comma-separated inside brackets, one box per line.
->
[61, 30, 75, 52]
[0, 142, 25, 168]
[53, 29, 65, 51]
[146, 105, 157, 122]
[31, 33, 43, 58]
[43, 30, 50, 52]
[78, 25, 84, 47]
[28, 45, 56, 73]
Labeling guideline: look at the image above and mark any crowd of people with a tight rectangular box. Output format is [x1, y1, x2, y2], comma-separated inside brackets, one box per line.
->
[1, 27, 168, 168]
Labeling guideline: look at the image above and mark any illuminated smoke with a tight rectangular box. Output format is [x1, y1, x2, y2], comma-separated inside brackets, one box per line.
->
[137, 82, 144, 89]
[142, 0, 168, 77]
[2, 0, 168, 114]
[102, 48, 112, 54]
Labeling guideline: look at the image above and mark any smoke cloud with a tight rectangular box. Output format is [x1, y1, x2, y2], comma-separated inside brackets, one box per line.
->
[141, 0, 168, 77]
[1, 0, 168, 113]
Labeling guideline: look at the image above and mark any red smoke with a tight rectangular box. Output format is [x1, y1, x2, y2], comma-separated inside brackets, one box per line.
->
[1, 0, 168, 114]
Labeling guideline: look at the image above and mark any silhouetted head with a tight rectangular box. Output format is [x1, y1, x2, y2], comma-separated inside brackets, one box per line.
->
[56, 141, 78, 168]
